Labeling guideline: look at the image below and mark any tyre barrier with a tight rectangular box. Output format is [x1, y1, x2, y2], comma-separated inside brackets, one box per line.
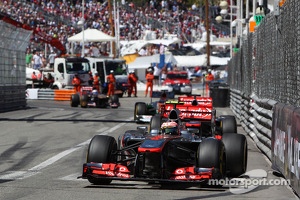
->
[230, 89, 276, 161]
[26, 89, 75, 101]
[54, 89, 76, 101]
[0, 85, 27, 112]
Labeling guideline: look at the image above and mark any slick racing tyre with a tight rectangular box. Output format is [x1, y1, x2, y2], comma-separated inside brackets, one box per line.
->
[197, 138, 226, 180]
[110, 94, 119, 104]
[87, 135, 117, 185]
[222, 133, 248, 177]
[110, 94, 120, 108]
[219, 115, 237, 134]
[149, 114, 162, 133]
[70, 94, 80, 107]
[134, 102, 147, 122]
[80, 94, 88, 108]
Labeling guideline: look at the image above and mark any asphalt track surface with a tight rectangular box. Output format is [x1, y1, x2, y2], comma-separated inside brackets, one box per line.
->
[0, 90, 298, 200]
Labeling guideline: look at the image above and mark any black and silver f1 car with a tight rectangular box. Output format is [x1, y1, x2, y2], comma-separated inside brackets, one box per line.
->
[79, 109, 248, 187]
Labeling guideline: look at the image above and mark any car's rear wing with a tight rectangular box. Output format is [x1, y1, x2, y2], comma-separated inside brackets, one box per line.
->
[81, 86, 93, 95]
[178, 96, 213, 107]
[161, 103, 213, 121]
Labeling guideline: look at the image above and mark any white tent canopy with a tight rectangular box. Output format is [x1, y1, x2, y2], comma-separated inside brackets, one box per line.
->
[67, 28, 116, 42]
[128, 54, 230, 69]
[173, 55, 205, 67]
[128, 54, 177, 70]
[209, 56, 231, 65]
[120, 38, 182, 56]
[183, 41, 231, 51]
[173, 55, 230, 67]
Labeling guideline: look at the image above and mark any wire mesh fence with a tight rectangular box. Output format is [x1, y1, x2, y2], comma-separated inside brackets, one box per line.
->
[0, 21, 31, 112]
[228, 0, 300, 107]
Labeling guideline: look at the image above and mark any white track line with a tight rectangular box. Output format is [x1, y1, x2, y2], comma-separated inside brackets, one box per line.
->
[0, 119, 133, 180]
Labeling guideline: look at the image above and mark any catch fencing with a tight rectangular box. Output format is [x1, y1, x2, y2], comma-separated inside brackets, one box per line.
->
[0, 20, 31, 112]
[228, 0, 300, 196]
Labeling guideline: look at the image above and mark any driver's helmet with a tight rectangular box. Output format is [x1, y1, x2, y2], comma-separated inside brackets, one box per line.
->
[92, 89, 98, 97]
[161, 121, 179, 135]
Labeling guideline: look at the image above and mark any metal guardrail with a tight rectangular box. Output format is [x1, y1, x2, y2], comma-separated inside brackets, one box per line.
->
[27, 89, 75, 101]
[37, 89, 55, 100]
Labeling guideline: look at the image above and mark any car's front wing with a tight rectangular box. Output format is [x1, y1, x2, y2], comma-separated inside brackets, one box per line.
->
[79, 162, 213, 183]
[135, 115, 153, 123]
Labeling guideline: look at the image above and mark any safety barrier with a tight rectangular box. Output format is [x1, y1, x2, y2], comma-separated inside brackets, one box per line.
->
[27, 89, 75, 101]
[54, 89, 75, 101]
[230, 89, 276, 161]
[0, 86, 27, 112]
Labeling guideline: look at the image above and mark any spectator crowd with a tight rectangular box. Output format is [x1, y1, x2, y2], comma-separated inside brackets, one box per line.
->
[0, 0, 227, 63]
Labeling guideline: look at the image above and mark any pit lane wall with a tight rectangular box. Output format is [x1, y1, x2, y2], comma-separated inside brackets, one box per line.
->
[0, 20, 31, 112]
[228, 0, 300, 196]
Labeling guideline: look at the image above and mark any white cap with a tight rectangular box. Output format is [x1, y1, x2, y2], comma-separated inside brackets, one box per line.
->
[208, 69, 212, 72]
[110, 70, 114, 73]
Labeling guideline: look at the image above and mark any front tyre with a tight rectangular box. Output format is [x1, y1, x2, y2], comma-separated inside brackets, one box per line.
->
[222, 133, 247, 177]
[86, 135, 117, 185]
[197, 138, 226, 180]
[149, 115, 162, 133]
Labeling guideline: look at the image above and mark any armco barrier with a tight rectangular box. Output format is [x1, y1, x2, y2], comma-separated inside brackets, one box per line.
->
[38, 89, 54, 100]
[26, 89, 75, 101]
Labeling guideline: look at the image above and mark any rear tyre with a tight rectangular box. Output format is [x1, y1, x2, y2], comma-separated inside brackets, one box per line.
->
[87, 135, 117, 185]
[110, 94, 119, 104]
[80, 94, 88, 108]
[70, 94, 80, 107]
[219, 115, 237, 134]
[110, 94, 120, 108]
[222, 133, 247, 177]
[118, 92, 123, 98]
[197, 138, 226, 180]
